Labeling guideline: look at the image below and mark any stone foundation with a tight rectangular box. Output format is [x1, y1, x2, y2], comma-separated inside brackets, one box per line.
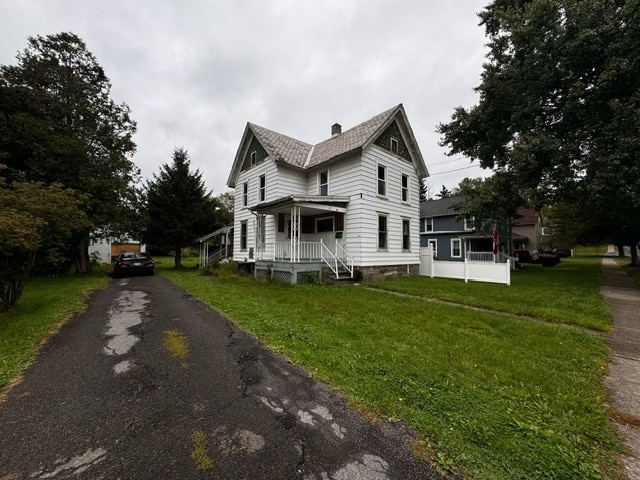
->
[357, 264, 419, 281]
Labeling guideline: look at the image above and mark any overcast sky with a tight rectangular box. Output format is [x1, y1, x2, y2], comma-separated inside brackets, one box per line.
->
[1, 0, 492, 197]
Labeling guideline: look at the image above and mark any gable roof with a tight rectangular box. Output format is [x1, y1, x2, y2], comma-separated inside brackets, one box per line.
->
[227, 104, 428, 187]
[247, 123, 312, 168]
[420, 196, 461, 218]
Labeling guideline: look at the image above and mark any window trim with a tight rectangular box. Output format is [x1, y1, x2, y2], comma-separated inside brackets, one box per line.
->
[377, 163, 387, 197]
[428, 239, 438, 258]
[318, 169, 329, 196]
[250, 150, 257, 167]
[463, 217, 474, 231]
[378, 213, 388, 250]
[420, 217, 433, 233]
[402, 218, 411, 251]
[315, 216, 334, 233]
[451, 238, 462, 258]
[401, 173, 409, 203]
[242, 182, 248, 207]
[259, 174, 266, 202]
[240, 221, 248, 250]
[390, 136, 399, 155]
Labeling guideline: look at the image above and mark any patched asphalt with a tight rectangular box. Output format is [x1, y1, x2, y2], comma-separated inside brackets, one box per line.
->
[0, 274, 444, 479]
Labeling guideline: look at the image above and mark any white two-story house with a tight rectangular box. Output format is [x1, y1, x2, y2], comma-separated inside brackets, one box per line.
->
[226, 104, 429, 283]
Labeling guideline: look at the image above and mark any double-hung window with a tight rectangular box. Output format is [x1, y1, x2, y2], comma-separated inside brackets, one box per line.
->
[451, 238, 462, 258]
[242, 182, 248, 207]
[402, 218, 411, 251]
[250, 151, 257, 167]
[259, 174, 266, 202]
[401, 174, 409, 202]
[318, 170, 329, 196]
[378, 214, 388, 249]
[240, 221, 247, 250]
[377, 164, 387, 197]
[420, 217, 433, 233]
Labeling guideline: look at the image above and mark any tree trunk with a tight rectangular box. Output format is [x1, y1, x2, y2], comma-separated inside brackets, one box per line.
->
[174, 246, 182, 268]
[616, 242, 626, 257]
[71, 230, 92, 274]
[631, 243, 639, 267]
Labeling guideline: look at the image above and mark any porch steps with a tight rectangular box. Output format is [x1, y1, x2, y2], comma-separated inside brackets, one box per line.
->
[322, 267, 355, 284]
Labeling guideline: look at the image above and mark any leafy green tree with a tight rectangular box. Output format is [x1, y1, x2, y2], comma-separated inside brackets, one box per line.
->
[438, 0, 640, 264]
[452, 173, 525, 254]
[214, 191, 235, 227]
[0, 175, 88, 310]
[0, 32, 138, 273]
[143, 148, 222, 267]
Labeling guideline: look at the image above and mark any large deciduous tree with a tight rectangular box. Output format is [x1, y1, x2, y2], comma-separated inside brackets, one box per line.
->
[0, 175, 88, 310]
[143, 148, 222, 268]
[438, 0, 640, 265]
[0, 32, 139, 273]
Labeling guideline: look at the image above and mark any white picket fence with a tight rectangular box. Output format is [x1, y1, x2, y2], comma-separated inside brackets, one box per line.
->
[419, 246, 511, 285]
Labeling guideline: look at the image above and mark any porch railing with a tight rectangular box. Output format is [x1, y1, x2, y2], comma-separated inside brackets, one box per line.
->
[256, 240, 353, 279]
[257, 242, 323, 261]
[466, 251, 495, 262]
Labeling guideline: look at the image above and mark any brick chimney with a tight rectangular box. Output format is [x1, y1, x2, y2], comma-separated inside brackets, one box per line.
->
[331, 123, 342, 137]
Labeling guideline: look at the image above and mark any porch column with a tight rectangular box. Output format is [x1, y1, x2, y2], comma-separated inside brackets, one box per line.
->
[289, 205, 300, 263]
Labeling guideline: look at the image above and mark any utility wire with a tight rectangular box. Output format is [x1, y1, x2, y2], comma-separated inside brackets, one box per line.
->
[429, 164, 483, 176]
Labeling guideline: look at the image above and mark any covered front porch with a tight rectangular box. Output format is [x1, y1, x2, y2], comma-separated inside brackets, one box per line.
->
[251, 196, 354, 281]
[196, 225, 234, 268]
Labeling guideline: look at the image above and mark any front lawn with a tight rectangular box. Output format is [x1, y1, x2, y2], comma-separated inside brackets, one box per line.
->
[366, 256, 610, 331]
[0, 267, 109, 392]
[160, 263, 620, 480]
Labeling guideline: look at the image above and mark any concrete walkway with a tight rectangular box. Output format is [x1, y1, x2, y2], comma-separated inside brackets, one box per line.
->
[602, 257, 640, 479]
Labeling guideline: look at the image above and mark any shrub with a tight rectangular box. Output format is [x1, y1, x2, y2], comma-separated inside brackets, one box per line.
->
[298, 271, 319, 284]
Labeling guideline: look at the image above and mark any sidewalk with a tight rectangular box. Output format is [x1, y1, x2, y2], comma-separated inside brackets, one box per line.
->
[602, 257, 640, 479]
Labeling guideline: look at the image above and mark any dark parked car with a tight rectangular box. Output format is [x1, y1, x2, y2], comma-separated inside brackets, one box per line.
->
[513, 249, 560, 267]
[113, 252, 154, 277]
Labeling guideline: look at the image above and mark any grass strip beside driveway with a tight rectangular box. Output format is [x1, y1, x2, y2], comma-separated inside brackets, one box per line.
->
[366, 257, 610, 331]
[160, 266, 620, 480]
[0, 267, 109, 391]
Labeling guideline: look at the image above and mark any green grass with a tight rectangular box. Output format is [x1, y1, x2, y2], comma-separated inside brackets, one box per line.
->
[0, 266, 109, 391]
[366, 256, 610, 331]
[159, 262, 620, 480]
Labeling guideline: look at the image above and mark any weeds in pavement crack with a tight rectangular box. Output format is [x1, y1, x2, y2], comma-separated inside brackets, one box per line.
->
[191, 430, 213, 471]
[163, 330, 189, 368]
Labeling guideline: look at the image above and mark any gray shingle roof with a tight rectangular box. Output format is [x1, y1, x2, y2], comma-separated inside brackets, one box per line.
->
[248, 123, 312, 168]
[250, 105, 400, 169]
[307, 105, 400, 168]
[420, 196, 461, 217]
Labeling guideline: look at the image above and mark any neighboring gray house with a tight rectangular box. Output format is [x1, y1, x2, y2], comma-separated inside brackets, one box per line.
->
[420, 196, 511, 261]
[226, 104, 429, 282]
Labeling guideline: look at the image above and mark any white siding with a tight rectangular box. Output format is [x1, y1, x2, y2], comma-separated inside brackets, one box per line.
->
[232, 159, 278, 261]
[276, 164, 307, 197]
[353, 145, 421, 266]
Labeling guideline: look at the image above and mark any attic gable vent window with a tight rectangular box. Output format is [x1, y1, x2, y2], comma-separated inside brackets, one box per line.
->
[390, 137, 399, 155]
[250, 151, 257, 166]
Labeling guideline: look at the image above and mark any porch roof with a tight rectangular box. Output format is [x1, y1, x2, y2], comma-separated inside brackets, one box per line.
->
[195, 225, 233, 243]
[250, 195, 349, 215]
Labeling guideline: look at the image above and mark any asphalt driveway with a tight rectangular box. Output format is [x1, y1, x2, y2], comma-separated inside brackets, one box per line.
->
[0, 274, 441, 479]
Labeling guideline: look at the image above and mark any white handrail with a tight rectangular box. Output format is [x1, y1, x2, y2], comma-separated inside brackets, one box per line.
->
[334, 242, 354, 277]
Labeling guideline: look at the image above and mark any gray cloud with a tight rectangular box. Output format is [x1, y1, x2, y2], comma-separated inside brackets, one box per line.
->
[1, 0, 492, 196]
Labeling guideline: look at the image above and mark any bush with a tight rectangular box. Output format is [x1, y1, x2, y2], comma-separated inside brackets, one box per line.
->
[201, 259, 220, 276]
[298, 271, 319, 284]
[201, 260, 242, 278]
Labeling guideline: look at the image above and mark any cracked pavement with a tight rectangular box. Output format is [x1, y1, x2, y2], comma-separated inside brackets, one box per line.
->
[0, 274, 443, 479]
